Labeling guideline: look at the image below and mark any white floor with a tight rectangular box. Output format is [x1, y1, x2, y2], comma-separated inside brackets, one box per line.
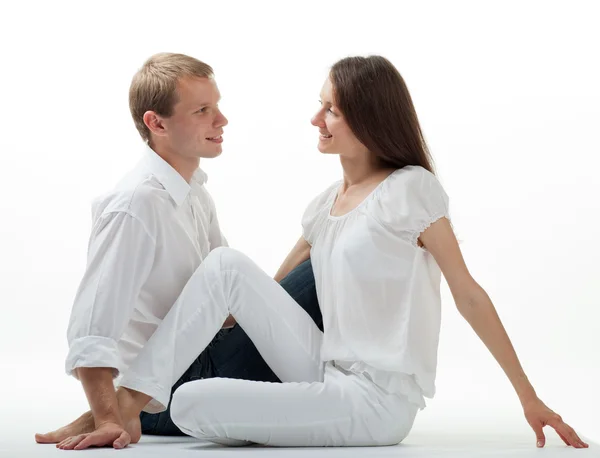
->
[5, 420, 598, 458]
[4, 360, 598, 457]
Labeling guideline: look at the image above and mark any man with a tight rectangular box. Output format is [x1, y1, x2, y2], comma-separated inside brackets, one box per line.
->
[35, 53, 322, 450]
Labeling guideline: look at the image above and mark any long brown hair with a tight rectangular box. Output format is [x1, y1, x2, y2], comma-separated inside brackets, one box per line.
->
[330, 56, 435, 173]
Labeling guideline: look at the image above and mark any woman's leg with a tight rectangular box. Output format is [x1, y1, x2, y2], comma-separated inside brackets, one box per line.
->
[120, 247, 324, 413]
[171, 363, 419, 447]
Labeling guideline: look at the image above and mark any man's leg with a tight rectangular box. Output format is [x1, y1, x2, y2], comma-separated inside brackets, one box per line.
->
[140, 258, 321, 435]
[211, 257, 322, 381]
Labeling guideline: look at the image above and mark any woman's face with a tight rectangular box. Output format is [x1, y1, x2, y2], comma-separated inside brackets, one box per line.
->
[311, 77, 367, 157]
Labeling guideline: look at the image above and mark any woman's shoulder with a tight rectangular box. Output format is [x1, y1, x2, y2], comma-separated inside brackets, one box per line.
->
[380, 165, 446, 198]
[385, 165, 437, 188]
[372, 165, 449, 231]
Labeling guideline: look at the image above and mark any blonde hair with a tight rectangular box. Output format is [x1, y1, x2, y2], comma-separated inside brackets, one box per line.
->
[129, 53, 214, 143]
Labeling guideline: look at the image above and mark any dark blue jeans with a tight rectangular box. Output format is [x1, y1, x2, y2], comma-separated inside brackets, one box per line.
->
[139, 258, 322, 435]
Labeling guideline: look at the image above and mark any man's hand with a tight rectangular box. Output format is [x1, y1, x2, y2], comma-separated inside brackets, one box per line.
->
[56, 422, 130, 450]
[36, 387, 143, 447]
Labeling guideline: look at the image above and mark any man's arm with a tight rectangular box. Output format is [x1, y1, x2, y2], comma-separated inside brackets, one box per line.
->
[37, 209, 158, 448]
[66, 210, 156, 423]
[77, 368, 123, 426]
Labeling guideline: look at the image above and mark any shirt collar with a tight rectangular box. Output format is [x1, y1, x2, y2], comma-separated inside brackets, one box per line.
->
[141, 146, 208, 206]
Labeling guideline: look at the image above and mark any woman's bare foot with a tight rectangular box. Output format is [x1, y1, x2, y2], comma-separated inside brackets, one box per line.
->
[35, 411, 95, 444]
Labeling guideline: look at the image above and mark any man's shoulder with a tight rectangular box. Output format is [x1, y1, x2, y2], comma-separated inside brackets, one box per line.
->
[92, 169, 173, 221]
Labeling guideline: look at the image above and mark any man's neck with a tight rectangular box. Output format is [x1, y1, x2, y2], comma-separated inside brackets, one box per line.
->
[150, 143, 199, 183]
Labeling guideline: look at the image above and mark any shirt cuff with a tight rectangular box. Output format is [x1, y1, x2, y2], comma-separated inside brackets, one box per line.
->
[65, 336, 122, 379]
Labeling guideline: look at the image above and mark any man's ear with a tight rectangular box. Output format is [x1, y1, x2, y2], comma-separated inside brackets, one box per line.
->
[143, 111, 167, 138]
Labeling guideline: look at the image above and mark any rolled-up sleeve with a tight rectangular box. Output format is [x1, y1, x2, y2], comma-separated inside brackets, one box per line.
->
[65, 210, 156, 379]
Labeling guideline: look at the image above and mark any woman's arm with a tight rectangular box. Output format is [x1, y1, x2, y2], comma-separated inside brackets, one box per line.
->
[420, 219, 536, 402]
[419, 218, 588, 449]
[274, 236, 311, 283]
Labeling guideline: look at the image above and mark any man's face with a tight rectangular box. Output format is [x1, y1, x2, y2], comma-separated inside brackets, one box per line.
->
[161, 76, 228, 159]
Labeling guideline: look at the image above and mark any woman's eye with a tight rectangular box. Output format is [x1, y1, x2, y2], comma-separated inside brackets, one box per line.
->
[319, 100, 334, 114]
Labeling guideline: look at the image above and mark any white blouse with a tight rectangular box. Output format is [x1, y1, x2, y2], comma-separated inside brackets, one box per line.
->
[302, 165, 450, 409]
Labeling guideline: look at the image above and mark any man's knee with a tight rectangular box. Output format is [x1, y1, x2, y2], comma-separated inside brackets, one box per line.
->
[204, 247, 254, 273]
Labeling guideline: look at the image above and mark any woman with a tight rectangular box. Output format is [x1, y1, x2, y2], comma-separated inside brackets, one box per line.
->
[60, 55, 588, 450]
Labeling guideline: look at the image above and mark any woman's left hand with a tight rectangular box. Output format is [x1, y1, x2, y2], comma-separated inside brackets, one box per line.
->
[522, 397, 588, 448]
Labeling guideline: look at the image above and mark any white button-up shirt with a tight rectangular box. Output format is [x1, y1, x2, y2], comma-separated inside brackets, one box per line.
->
[65, 146, 227, 380]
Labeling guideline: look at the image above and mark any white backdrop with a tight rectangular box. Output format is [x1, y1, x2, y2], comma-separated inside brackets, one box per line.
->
[1, 0, 598, 447]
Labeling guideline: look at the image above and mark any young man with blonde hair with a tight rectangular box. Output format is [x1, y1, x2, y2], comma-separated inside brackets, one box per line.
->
[35, 53, 321, 450]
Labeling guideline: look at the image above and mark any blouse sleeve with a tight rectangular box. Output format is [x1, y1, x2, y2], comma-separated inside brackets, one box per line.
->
[301, 181, 340, 245]
[373, 166, 450, 248]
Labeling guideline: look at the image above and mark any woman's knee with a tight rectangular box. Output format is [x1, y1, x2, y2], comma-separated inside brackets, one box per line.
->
[171, 380, 246, 441]
[383, 402, 418, 445]
[170, 382, 197, 432]
[170, 381, 217, 438]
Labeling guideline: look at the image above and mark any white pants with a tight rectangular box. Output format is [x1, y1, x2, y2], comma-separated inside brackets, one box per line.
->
[120, 247, 418, 447]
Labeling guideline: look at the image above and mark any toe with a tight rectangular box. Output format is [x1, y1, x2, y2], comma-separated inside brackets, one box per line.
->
[35, 433, 55, 444]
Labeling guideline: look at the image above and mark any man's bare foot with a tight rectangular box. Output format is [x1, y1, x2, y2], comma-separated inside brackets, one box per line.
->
[35, 411, 95, 444]
[36, 388, 145, 446]
[116, 387, 142, 444]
